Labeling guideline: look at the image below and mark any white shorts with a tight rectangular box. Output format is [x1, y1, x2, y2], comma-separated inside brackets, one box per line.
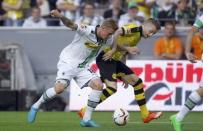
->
[56, 60, 99, 88]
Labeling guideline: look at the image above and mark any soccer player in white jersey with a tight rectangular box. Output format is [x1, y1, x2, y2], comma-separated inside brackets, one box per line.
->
[170, 15, 203, 131]
[27, 9, 118, 127]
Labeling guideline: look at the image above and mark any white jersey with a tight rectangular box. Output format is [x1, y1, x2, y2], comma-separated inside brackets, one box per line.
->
[194, 15, 203, 29]
[59, 25, 113, 68]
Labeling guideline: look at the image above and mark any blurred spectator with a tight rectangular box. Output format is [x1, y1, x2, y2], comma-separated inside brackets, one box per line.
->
[0, 0, 6, 26]
[22, 7, 47, 28]
[103, 0, 125, 22]
[80, 0, 100, 8]
[39, 0, 59, 26]
[75, 2, 103, 26]
[48, 0, 57, 11]
[186, 0, 197, 14]
[30, 0, 37, 7]
[175, 0, 196, 26]
[196, 0, 203, 18]
[126, 0, 153, 18]
[157, 0, 176, 26]
[56, 0, 80, 24]
[23, 0, 31, 18]
[191, 27, 203, 60]
[154, 22, 183, 60]
[36, 0, 50, 17]
[2, 0, 24, 26]
[118, 1, 145, 27]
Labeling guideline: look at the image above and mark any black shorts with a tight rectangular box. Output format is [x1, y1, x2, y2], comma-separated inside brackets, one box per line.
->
[96, 51, 134, 82]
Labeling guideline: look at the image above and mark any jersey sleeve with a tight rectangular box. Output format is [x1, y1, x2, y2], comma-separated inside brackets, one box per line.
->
[193, 15, 203, 29]
[121, 24, 140, 35]
[76, 24, 92, 36]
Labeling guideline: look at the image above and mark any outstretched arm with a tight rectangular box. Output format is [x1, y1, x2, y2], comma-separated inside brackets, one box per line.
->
[50, 9, 77, 30]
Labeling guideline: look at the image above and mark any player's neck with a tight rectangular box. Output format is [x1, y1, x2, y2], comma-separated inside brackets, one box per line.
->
[96, 27, 103, 41]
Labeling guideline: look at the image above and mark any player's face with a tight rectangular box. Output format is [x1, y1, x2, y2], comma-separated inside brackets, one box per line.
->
[142, 23, 157, 38]
[99, 27, 115, 39]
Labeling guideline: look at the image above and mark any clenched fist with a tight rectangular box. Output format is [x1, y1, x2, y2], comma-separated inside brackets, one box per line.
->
[126, 46, 140, 55]
[50, 10, 62, 18]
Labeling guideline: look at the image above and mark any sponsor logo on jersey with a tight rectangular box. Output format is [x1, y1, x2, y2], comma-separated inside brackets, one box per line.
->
[84, 42, 101, 49]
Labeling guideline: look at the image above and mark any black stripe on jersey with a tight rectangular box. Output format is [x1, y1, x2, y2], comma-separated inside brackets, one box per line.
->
[131, 26, 142, 34]
[121, 27, 125, 36]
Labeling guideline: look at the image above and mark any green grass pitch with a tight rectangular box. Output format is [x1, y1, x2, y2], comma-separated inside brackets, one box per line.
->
[0, 112, 203, 131]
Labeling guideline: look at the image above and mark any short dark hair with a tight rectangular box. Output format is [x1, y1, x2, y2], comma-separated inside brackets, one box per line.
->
[146, 18, 161, 30]
[83, 2, 95, 9]
[164, 21, 176, 29]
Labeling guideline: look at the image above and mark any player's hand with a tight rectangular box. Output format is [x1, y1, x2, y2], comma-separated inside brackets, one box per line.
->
[122, 81, 129, 89]
[186, 52, 198, 63]
[126, 47, 140, 55]
[103, 50, 114, 61]
[121, 78, 128, 89]
[50, 9, 62, 18]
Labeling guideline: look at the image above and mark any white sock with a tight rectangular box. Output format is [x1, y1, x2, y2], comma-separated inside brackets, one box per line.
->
[176, 91, 201, 121]
[33, 87, 57, 109]
[83, 89, 102, 121]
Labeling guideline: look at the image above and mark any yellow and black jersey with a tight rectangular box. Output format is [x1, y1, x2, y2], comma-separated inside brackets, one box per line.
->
[103, 23, 142, 61]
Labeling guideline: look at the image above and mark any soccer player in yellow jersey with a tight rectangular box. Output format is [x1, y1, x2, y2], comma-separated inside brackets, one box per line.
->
[79, 18, 162, 123]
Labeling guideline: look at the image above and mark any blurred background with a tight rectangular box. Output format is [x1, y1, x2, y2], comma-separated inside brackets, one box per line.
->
[0, 0, 203, 112]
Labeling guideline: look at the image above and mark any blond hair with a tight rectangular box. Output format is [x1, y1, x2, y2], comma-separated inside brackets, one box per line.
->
[101, 18, 118, 31]
[146, 18, 161, 30]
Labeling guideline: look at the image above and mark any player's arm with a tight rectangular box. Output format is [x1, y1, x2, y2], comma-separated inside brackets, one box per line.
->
[185, 26, 199, 63]
[50, 9, 77, 30]
[102, 28, 125, 61]
[106, 27, 130, 56]
[110, 27, 130, 52]
[102, 34, 118, 61]
[116, 26, 141, 54]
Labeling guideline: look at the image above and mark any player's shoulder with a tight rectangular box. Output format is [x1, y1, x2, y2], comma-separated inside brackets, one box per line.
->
[78, 24, 92, 30]
[77, 24, 97, 35]
[121, 23, 141, 35]
[122, 23, 138, 29]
